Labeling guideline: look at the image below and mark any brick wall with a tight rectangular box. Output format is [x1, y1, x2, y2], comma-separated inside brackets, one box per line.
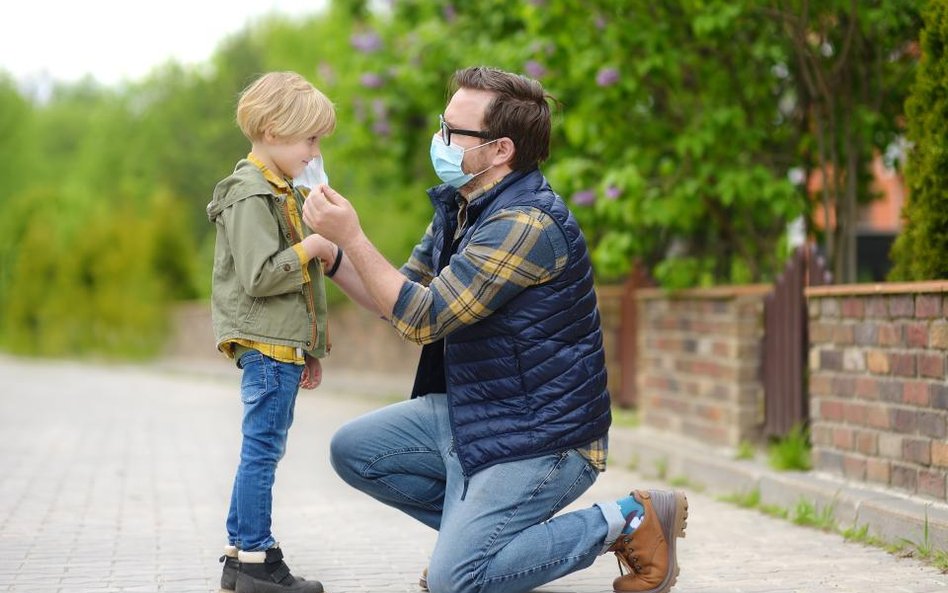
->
[597, 285, 624, 403]
[807, 282, 948, 502]
[636, 286, 770, 447]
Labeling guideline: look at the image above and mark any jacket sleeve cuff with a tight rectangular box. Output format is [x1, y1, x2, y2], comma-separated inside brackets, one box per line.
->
[292, 243, 312, 282]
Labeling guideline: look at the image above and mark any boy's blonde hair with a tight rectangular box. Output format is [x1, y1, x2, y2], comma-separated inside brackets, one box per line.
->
[236, 71, 335, 142]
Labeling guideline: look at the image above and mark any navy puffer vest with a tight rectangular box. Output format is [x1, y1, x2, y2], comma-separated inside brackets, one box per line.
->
[411, 168, 611, 478]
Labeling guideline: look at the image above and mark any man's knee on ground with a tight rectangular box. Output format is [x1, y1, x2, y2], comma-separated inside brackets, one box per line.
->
[328, 423, 361, 481]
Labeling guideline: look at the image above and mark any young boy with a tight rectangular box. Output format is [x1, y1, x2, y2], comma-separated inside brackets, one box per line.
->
[207, 71, 339, 593]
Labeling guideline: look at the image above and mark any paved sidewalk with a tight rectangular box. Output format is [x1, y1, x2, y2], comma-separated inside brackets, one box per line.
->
[0, 355, 945, 593]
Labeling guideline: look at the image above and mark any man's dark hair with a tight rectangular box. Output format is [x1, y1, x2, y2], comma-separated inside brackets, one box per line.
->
[450, 66, 553, 171]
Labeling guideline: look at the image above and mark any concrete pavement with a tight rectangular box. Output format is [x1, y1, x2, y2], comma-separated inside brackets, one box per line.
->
[0, 355, 945, 592]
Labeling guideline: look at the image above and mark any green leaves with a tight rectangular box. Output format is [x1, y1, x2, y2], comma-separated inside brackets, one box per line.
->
[889, 0, 948, 281]
[0, 0, 928, 358]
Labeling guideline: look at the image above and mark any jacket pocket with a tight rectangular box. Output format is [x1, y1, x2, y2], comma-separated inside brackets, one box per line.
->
[243, 296, 264, 326]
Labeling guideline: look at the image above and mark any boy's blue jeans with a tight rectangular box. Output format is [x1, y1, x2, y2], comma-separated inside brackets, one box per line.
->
[226, 350, 301, 551]
[330, 393, 624, 593]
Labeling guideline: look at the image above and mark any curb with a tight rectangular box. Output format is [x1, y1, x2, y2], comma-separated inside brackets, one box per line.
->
[609, 426, 948, 550]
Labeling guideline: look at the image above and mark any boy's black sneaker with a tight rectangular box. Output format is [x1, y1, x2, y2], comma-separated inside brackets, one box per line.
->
[219, 549, 239, 592]
[236, 547, 323, 593]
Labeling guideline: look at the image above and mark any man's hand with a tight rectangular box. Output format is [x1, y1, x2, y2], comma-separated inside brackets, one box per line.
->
[304, 183, 406, 318]
[303, 184, 362, 248]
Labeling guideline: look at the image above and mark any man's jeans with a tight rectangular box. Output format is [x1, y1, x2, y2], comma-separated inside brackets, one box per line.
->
[226, 351, 301, 551]
[330, 393, 623, 593]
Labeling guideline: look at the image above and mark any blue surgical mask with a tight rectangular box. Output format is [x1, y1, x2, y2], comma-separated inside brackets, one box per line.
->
[293, 155, 329, 189]
[429, 135, 496, 188]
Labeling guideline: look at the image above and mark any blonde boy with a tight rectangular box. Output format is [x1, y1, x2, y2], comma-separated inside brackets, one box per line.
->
[206, 71, 337, 593]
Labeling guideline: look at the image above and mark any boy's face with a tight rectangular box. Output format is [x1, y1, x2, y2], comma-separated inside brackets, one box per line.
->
[262, 134, 321, 179]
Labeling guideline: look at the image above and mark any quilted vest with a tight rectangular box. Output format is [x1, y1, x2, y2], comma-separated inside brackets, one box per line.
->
[411, 168, 611, 478]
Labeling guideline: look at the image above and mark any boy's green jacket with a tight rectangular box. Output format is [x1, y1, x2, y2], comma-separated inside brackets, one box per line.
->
[206, 159, 328, 358]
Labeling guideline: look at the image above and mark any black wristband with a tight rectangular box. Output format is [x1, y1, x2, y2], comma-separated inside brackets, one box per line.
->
[326, 246, 343, 278]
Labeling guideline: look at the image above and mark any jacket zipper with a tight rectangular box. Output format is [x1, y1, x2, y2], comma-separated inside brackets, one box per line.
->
[281, 197, 319, 350]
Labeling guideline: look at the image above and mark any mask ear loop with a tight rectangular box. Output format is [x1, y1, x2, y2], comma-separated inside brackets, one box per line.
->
[462, 138, 501, 179]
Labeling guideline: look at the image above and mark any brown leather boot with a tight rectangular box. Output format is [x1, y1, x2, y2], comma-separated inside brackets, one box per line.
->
[608, 490, 688, 593]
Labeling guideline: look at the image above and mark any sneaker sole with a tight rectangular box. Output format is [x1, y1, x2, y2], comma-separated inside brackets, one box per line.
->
[615, 490, 688, 593]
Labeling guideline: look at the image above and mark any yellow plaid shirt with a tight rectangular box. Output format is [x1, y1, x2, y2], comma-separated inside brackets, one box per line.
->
[220, 153, 313, 365]
[392, 179, 608, 471]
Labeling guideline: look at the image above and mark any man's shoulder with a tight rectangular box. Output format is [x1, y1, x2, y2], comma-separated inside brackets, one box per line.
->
[490, 204, 556, 227]
[496, 169, 562, 206]
[477, 206, 566, 259]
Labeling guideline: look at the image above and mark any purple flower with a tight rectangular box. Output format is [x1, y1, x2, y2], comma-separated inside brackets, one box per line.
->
[596, 67, 620, 87]
[605, 185, 622, 200]
[572, 190, 597, 206]
[372, 98, 388, 117]
[372, 120, 391, 137]
[595, 15, 608, 30]
[359, 73, 384, 89]
[524, 60, 547, 79]
[443, 4, 457, 22]
[350, 31, 383, 53]
[317, 61, 335, 85]
[353, 98, 366, 122]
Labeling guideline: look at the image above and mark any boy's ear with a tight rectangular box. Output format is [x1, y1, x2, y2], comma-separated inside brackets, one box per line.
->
[262, 127, 278, 143]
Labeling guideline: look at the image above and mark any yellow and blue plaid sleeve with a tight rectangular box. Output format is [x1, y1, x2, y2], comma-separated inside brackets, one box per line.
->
[399, 222, 436, 286]
[391, 207, 568, 345]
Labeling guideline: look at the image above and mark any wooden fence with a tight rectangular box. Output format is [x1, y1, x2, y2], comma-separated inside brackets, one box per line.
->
[762, 245, 833, 437]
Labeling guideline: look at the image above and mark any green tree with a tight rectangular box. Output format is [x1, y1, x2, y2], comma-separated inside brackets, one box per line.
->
[890, 0, 948, 281]
[770, 0, 921, 283]
[0, 76, 34, 200]
[373, 0, 808, 286]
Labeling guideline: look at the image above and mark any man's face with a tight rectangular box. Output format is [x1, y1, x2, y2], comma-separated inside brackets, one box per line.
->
[442, 88, 497, 178]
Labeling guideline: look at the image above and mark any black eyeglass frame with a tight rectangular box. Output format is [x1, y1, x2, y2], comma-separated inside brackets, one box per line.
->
[439, 114, 494, 146]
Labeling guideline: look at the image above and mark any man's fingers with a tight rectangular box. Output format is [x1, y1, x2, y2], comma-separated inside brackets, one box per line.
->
[319, 184, 347, 207]
[302, 189, 328, 228]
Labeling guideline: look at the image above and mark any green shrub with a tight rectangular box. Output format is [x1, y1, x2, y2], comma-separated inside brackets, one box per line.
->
[890, 1, 948, 280]
[0, 194, 190, 359]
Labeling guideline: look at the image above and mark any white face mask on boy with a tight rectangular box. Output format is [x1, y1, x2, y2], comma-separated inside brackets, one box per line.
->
[293, 155, 329, 189]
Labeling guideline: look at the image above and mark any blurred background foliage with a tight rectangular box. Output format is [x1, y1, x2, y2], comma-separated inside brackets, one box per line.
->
[0, 0, 938, 359]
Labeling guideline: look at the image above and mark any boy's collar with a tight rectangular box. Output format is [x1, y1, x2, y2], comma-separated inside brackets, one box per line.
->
[247, 153, 291, 191]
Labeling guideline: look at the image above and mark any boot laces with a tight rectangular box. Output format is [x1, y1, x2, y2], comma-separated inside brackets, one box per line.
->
[614, 534, 644, 575]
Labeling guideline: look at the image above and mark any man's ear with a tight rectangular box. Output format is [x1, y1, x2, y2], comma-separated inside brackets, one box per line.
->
[493, 137, 516, 167]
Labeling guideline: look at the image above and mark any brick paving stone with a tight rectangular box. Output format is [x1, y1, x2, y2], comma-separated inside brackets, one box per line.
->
[1, 355, 946, 593]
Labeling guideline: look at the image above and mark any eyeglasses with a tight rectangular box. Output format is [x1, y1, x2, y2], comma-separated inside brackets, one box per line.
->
[439, 114, 494, 146]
